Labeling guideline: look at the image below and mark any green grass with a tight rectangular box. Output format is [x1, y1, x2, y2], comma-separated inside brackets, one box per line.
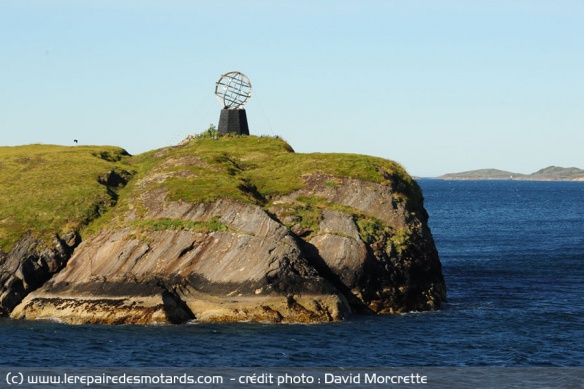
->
[1, 135, 422, 252]
[0, 144, 132, 251]
[131, 216, 228, 233]
[356, 216, 411, 255]
[127, 134, 421, 208]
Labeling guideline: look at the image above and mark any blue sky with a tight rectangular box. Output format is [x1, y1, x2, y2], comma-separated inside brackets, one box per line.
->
[1, 1, 582, 177]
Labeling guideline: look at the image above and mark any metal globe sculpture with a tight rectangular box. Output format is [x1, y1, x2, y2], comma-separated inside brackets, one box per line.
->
[214, 71, 251, 135]
[215, 71, 252, 109]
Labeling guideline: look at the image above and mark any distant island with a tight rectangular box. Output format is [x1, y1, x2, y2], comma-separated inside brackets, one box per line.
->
[438, 166, 584, 181]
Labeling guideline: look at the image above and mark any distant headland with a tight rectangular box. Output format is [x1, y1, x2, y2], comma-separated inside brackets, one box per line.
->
[437, 166, 584, 181]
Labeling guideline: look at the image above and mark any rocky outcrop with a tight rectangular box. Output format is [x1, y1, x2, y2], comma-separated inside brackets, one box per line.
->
[0, 232, 79, 316]
[12, 177, 445, 324]
[268, 173, 446, 314]
[5, 136, 446, 324]
[11, 199, 348, 324]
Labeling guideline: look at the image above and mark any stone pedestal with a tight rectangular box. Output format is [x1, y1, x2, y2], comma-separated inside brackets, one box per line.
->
[217, 109, 249, 135]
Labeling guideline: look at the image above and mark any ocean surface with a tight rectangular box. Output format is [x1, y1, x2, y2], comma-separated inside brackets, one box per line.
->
[1, 179, 583, 368]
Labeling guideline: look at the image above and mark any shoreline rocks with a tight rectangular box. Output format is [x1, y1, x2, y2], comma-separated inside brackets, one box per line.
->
[0, 232, 80, 316]
[9, 174, 446, 324]
[1, 137, 447, 325]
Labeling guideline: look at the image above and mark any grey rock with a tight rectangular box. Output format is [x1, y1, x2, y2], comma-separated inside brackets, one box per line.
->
[6, 169, 446, 324]
[0, 232, 80, 316]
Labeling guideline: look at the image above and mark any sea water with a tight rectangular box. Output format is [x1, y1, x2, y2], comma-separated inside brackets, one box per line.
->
[1, 180, 583, 368]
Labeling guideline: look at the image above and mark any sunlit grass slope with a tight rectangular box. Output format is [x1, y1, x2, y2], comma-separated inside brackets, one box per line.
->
[124, 134, 420, 206]
[0, 144, 131, 251]
[1, 135, 422, 252]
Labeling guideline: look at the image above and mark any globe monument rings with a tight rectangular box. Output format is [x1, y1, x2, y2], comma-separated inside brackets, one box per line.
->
[215, 71, 252, 109]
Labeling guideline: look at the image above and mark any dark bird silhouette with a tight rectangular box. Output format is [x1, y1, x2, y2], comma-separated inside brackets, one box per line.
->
[74, 140, 78, 144]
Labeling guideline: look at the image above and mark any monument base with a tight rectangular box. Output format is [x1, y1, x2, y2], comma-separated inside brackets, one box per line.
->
[217, 109, 249, 135]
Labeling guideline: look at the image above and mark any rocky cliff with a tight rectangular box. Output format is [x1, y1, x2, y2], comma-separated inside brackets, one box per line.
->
[3, 135, 446, 324]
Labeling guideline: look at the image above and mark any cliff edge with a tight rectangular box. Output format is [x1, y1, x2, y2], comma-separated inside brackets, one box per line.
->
[2, 135, 446, 324]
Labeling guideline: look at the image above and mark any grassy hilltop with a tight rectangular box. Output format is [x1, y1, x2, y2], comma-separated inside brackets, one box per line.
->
[0, 135, 419, 253]
[0, 144, 132, 251]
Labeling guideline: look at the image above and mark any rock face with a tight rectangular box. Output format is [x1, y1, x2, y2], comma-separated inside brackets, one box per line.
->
[0, 232, 79, 316]
[4, 136, 447, 324]
[12, 199, 347, 324]
[268, 173, 445, 314]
